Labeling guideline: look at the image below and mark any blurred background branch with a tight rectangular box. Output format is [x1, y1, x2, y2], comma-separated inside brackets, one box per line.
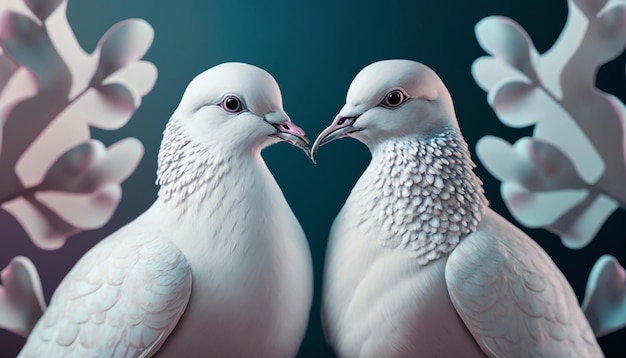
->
[472, 0, 626, 337]
[0, 0, 156, 249]
[0, 0, 155, 340]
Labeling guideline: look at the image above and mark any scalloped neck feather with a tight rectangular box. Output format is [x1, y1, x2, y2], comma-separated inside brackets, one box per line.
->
[350, 128, 488, 265]
[156, 119, 237, 214]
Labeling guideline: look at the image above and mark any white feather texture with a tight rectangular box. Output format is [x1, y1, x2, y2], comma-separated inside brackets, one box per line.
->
[316, 59, 602, 357]
[18, 62, 313, 357]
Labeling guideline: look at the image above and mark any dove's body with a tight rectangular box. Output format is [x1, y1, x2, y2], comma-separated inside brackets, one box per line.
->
[316, 60, 602, 357]
[18, 63, 313, 357]
[156, 147, 313, 357]
[322, 134, 598, 357]
[322, 133, 486, 357]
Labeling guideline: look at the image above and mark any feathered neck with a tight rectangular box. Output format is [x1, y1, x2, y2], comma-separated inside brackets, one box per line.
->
[354, 127, 488, 265]
[156, 119, 235, 214]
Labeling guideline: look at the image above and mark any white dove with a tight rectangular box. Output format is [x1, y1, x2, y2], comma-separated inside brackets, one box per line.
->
[311, 59, 603, 357]
[18, 62, 314, 357]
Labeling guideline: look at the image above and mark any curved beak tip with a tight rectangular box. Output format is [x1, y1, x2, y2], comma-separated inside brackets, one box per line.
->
[310, 136, 326, 164]
[269, 121, 313, 161]
[310, 115, 360, 164]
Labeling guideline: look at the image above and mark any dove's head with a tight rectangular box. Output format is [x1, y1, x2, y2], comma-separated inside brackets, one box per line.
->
[171, 62, 309, 156]
[311, 59, 458, 161]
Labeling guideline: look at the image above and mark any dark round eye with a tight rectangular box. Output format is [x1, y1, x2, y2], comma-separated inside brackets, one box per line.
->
[383, 90, 406, 108]
[220, 95, 243, 113]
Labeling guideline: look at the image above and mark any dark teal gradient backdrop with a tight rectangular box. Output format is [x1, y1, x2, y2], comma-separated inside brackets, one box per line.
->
[1, 0, 625, 356]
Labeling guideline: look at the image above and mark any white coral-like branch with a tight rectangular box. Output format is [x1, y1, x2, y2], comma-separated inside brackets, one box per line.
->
[582, 255, 626, 337]
[0, 0, 157, 249]
[0, 256, 45, 337]
[472, 0, 626, 337]
[472, 0, 626, 250]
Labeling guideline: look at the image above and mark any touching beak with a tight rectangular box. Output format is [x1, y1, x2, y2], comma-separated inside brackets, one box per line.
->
[310, 114, 361, 163]
[267, 117, 311, 158]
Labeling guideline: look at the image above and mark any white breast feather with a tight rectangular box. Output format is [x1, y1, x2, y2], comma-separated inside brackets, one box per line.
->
[351, 129, 488, 264]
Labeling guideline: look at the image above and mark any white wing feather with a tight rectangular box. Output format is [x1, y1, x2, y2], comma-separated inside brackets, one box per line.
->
[18, 229, 192, 358]
[445, 209, 602, 358]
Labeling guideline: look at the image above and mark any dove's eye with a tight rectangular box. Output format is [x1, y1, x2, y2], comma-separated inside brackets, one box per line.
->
[220, 95, 243, 113]
[381, 90, 407, 108]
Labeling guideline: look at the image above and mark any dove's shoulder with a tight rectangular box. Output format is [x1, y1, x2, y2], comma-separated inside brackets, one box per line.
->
[445, 208, 602, 357]
[19, 218, 192, 358]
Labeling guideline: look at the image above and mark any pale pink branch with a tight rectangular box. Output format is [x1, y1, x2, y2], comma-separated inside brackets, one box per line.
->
[582, 255, 626, 337]
[92, 19, 154, 84]
[103, 60, 158, 105]
[36, 184, 122, 230]
[473, 0, 626, 335]
[0, 256, 46, 337]
[40, 138, 143, 194]
[0, 0, 156, 249]
[473, 0, 626, 248]
[0, 10, 69, 89]
[45, 0, 96, 100]
[2, 194, 77, 250]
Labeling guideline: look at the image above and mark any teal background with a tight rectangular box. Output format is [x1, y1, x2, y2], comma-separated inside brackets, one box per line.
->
[1, 0, 626, 356]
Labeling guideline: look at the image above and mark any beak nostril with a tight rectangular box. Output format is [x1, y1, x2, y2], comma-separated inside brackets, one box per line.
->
[282, 124, 290, 130]
[337, 118, 346, 126]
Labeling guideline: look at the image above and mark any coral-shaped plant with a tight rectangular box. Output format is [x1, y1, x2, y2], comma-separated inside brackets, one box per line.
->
[582, 255, 626, 337]
[0, 0, 157, 250]
[0, 256, 45, 337]
[472, 0, 626, 337]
